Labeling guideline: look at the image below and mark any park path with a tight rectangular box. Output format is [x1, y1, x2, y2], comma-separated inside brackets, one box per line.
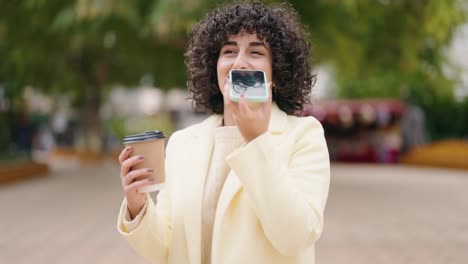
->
[1, 163, 467, 264]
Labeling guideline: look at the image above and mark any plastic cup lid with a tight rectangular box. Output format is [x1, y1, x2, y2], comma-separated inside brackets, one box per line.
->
[123, 130, 165, 144]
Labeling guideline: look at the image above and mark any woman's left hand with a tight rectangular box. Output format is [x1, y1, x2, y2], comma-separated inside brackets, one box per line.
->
[223, 79, 273, 143]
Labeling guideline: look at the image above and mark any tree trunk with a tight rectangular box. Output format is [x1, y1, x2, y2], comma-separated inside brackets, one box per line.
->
[78, 59, 108, 154]
[80, 82, 102, 154]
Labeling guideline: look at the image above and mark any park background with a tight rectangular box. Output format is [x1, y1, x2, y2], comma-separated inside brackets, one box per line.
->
[1, 0, 467, 263]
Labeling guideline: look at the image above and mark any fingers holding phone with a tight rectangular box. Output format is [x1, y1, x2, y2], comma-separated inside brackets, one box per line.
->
[224, 70, 272, 142]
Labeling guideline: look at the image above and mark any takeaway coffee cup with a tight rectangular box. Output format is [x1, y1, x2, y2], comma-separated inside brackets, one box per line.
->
[123, 130, 165, 193]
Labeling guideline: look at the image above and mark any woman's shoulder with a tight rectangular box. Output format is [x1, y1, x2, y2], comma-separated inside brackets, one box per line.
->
[276, 114, 328, 155]
[286, 113, 324, 132]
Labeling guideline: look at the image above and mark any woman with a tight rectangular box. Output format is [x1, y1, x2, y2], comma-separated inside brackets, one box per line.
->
[117, 1, 330, 263]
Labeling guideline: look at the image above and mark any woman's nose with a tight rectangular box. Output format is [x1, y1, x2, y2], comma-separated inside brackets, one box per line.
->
[232, 53, 248, 69]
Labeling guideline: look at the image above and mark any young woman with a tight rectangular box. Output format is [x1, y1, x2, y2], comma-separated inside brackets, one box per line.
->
[117, 2, 330, 263]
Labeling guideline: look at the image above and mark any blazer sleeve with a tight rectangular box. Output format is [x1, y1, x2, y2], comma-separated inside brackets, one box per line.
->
[226, 117, 330, 256]
[116, 133, 178, 264]
[116, 189, 172, 263]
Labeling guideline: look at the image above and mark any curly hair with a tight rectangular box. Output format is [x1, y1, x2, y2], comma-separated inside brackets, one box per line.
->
[185, 1, 316, 115]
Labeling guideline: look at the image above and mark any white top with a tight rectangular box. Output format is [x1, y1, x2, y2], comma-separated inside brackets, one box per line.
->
[201, 126, 242, 264]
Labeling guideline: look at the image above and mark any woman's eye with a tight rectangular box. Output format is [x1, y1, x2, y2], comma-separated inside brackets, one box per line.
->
[223, 50, 236, 54]
[251, 50, 264, 55]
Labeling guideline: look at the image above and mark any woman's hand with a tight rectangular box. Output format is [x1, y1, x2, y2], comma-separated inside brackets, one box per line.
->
[118, 146, 154, 219]
[223, 79, 273, 143]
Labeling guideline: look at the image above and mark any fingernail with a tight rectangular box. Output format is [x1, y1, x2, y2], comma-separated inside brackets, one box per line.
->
[125, 147, 131, 151]
[147, 169, 154, 172]
[138, 156, 144, 160]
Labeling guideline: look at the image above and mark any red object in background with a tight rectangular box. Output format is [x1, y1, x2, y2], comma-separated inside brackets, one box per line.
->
[303, 99, 406, 117]
[338, 144, 378, 163]
[300, 99, 406, 164]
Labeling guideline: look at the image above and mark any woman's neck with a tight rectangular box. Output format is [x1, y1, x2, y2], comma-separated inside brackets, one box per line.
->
[222, 110, 236, 127]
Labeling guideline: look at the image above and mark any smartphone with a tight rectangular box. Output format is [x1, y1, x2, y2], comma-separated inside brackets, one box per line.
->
[229, 69, 269, 102]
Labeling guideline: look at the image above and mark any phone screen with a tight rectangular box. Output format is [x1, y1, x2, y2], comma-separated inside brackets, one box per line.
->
[230, 70, 268, 101]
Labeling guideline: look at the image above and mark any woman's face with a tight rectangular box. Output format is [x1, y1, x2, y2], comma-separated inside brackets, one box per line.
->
[217, 31, 273, 96]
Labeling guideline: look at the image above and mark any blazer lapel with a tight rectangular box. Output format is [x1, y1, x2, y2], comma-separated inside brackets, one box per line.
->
[214, 170, 242, 227]
[183, 104, 287, 263]
[183, 115, 222, 264]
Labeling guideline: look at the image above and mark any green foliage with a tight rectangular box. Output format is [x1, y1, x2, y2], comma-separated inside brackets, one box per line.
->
[288, 0, 468, 138]
[105, 114, 176, 142]
[408, 86, 468, 140]
[290, 0, 466, 99]
[0, 0, 188, 107]
[0, 112, 12, 154]
[1, 0, 467, 140]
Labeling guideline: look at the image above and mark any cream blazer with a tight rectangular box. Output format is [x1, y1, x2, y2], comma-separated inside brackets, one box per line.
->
[117, 104, 330, 264]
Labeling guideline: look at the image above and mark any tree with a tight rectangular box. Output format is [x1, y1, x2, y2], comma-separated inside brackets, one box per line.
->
[288, 0, 468, 139]
[0, 0, 194, 152]
[291, 0, 465, 94]
[1, 0, 467, 150]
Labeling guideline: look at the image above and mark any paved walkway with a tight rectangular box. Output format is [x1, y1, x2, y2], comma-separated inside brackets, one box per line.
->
[317, 165, 468, 264]
[1, 163, 467, 263]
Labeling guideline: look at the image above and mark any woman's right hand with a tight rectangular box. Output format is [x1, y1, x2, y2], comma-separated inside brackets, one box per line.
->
[119, 146, 155, 219]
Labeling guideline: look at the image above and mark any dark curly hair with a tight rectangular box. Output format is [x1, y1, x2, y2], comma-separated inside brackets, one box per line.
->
[185, 1, 316, 115]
